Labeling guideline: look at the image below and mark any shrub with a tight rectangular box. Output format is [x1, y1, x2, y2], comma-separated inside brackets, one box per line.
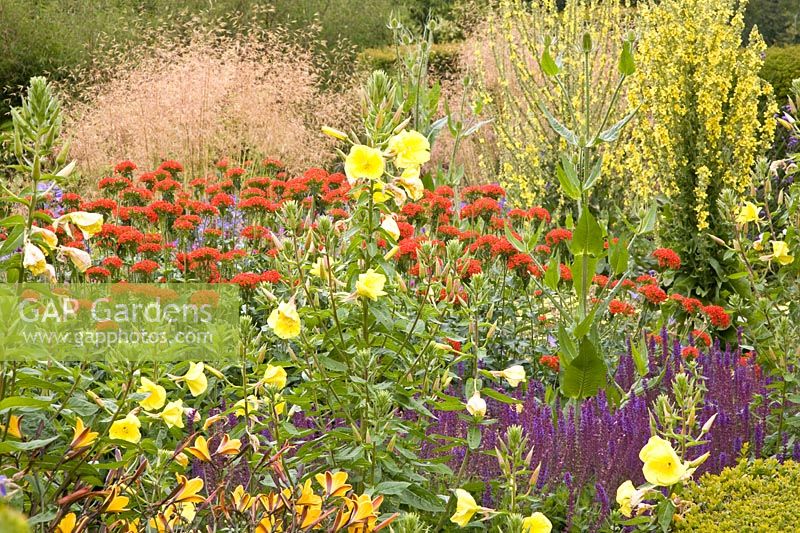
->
[677, 458, 800, 531]
[762, 45, 800, 103]
[359, 42, 463, 78]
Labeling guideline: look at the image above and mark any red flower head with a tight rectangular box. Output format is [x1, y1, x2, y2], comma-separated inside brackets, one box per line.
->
[638, 284, 667, 305]
[114, 160, 137, 176]
[609, 299, 635, 316]
[652, 248, 682, 270]
[131, 259, 160, 275]
[529, 206, 551, 223]
[559, 263, 572, 281]
[701, 305, 731, 329]
[545, 228, 572, 246]
[539, 355, 560, 372]
[681, 346, 700, 361]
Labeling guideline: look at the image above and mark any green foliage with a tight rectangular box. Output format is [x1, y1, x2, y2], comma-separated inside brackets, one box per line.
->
[0, 506, 30, 533]
[744, 0, 800, 46]
[359, 43, 462, 78]
[677, 458, 800, 531]
[761, 45, 800, 102]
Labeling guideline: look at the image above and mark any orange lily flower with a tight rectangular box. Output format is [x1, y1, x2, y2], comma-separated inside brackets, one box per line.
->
[174, 475, 205, 504]
[69, 418, 99, 451]
[315, 471, 352, 498]
[215, 434, 242, 456]
[185, 435, 212, 462]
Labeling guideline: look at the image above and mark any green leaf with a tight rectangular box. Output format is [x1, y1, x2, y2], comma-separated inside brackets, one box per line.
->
[481, 388, 521, 405]
[598, 107, 638, 143]
[557, 324, 577, 365]
[571, 254, 598, 306]
[557, 155, 581, 200]
[619, 40, 635, 75]
[583, 155, 603, 192]
[561, 338, 606, 400]
[537, 102, 578, 146]
[504, 223, 526, 253]
[398, 484, 445, 512]
[0, 436, 58, 453]
[573, 309, 596, 339]
[570, 207, 604, 257]
[638, 203, 658, 234]
[541, 42, 560, 76]
[373, 481, 410, 495]
[658, 500, 676, 532]
[0, 396, 51, 412]
[631, 334, 649, 377]
[609, 238, 629, 275]
[544, 257, 560, 290]
[467, 426, 482, 450]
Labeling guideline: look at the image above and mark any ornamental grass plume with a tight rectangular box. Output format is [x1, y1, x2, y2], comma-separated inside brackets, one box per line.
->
[64, 19, 357, 180]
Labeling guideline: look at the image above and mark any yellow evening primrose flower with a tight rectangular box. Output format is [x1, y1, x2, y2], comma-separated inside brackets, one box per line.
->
[355, 269, 387, 300]
[69, 417, 98, 451]
[55, 512, 77, 533]
[137, 377, 166, 411]
[160, 400, 185, 429]
[639, 435, 688, 486]
[522, 512, 552, 533]
[215, 434, 242, 456]
[185, 435, 212, 462]
[388, 130, 431, 169]
[23, 241, 48, 276]
[315, 471, 352, 498]
[397, 166, 424, 201]
[183, 362, 208, 397]
[263, 364, 287, 389]
[491, 365, 526, 388]
[345, 144, 385, 183]
[736, 201, 760, 224]
[53, 211, 104, 239]
[450, 489, 479, 527]
[30, 226, 58, 249]
[109, 413, 141, 444]
[615, 480, 636, 518]
[771, 240, 794, 265]
[466, 390, 487, 419]
[234, 395, 260, 417]
[267, 300, 302, 340]
[380, 215, 400, 241]
[59, 246, 92, 272]
[174, 474, 205, 503]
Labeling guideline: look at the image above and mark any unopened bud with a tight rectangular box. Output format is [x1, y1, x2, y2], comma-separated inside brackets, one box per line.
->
[321, 126, 348, 141]
[701, 413, 717, 434]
